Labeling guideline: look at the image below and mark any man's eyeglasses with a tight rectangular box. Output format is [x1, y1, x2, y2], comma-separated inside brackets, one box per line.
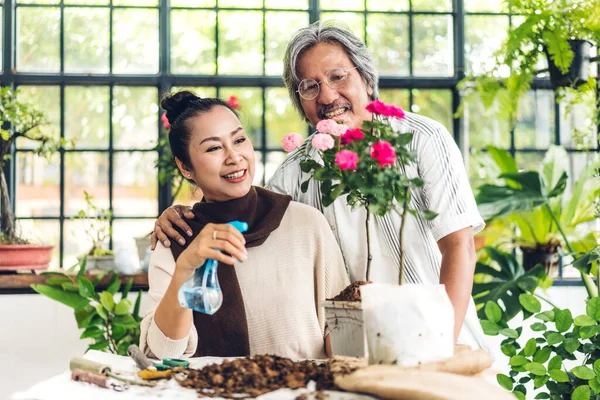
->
[296, 66, 359, 101]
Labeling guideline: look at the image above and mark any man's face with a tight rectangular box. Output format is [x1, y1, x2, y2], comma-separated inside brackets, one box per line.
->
[296, 42, 373, 130]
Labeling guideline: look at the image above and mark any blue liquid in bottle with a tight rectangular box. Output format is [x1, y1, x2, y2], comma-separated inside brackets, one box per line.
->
[178, 220, 248, 314]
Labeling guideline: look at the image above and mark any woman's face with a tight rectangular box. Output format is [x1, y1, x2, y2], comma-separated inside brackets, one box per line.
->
[177, 106, 255, 203]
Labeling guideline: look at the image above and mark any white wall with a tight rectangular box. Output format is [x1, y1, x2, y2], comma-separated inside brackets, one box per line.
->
[0, 286, 590, 399]
[0, 292, 152, 399]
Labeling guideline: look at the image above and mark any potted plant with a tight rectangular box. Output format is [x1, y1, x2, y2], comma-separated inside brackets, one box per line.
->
[75, 190, 115, 270]
[282, 100, 438, 360]
[458, 0, 600, 135]
[0, 88, 62, 270]
[31, 256, 143, 355]
[476, 146, 600, 276]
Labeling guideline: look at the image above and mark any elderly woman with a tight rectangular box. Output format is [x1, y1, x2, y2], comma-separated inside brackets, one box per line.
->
[139, 91, 349, 360]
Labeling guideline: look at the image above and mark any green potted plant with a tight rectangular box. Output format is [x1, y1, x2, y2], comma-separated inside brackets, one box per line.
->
[476, 146, 600, 276]
[459, 0, 600, 133]
[0, 87, 63, 270]
[31, 256, 143, 355]
[74, 190, 115, 270]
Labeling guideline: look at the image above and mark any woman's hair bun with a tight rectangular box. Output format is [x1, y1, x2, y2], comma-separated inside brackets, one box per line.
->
[161, 91, 199, 125]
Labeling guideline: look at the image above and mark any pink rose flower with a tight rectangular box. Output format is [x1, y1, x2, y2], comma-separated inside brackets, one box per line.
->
[315, 119, 338, 134]
[282, 133, 303, 152]
[330, 123, 348, 137]
[311, 133, 335, 151]
[371, 140, 396, 168]
[160, 112, 171, 129]
[340, 128, 365, 145]
[366, 100, 406, 119]
[335, 150, 360, 171]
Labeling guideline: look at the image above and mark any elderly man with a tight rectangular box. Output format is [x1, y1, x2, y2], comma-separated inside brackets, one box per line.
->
[152, 20, 487, 349]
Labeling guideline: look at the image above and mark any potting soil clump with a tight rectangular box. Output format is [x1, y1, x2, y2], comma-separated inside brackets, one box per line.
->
[176, 354, 351, 398]
[330, 281, 371, 302]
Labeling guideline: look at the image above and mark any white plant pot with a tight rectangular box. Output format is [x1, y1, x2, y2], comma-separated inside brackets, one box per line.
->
[361, 283, 454, 367]
[134, 236, 151, 263]
[79, 255, 116, 271]
[323, 300, 367, 358]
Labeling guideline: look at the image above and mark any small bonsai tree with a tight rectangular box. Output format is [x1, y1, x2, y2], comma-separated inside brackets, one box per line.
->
[0, 87, 60, 244]
[74, 191, 113, 257]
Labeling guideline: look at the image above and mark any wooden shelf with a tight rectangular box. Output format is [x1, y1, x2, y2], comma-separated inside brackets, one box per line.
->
[0, 271, 149, 294]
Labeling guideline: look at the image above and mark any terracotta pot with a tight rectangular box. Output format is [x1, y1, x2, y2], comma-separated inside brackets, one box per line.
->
[0, 244, 54, 271]
[323, 300, 366, 358]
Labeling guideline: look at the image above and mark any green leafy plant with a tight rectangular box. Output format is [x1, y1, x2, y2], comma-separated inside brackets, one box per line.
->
[283, 100, 436, 282]
[74, 190, 114, 257]
[0, 88, 65, 244]
[483, 294, 600, 400]
[31, 256, 142, 355]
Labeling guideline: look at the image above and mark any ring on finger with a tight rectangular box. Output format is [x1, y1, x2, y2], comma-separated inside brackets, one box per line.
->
[213, 231, 218, 240]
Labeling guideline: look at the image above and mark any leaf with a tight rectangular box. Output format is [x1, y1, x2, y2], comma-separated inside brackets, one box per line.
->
[45, 277, 73, 286]
[300, 179, 310, 193]
[61, 282, 79, 292]
[122, 278, 133, 299]
[100, 291, 115, 312]
[548, 356, 562, 371]
[485, 301, 502, 324]
[587, 298, 600, 321]
[520, 293, 542, 313]
[74, 305, 96, 329]
[554, 309, 573, 332]
[80, 327, 104, 339]
[532, 322, 547, 331]
[572, 366, 596, 380]
[580, 325, 600, 340]
[575, 315, 597, 327]
[525, 362, 547, 376]
[513, 391, 526, 400]
[87, 341, 110, 352]
[77, 277, 96, 299]
[533, 347, 552, 363]
[564, 338, 581, 354]
[113, 315, 138, 328]
[589, 378, 600, 395]
[95, 304, 108, 321]
[534, 394, 550, 399]
[510, 355, 529, 367]
[545, 332, 565, 346]
[546, 172, 568, 199]
[594, 360, 600, 377]
[572, 384, 591, 400]
[133, 291, 142, 319]
[500, 328, 519, 339]
[497, 374, 513, 391]
[487, 146, 518, 174]
[543, 30, 573, 75]
[106, 273, 121, 295]
[534, 375, 549, 390]
[77, 256, 88, 280]
[92, 270, 109, 287]
[30, 284, 89, 310]
[548, 369, 570, 383]
[114, 299, 132, 316]
[536, 311, 555, 322]
[524, 338, 537, 357]
[501, 344, 517, 357]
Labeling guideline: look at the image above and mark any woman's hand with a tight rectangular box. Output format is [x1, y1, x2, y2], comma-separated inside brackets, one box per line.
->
[175, 223, 247, 280]
[151, 205, 196, 249]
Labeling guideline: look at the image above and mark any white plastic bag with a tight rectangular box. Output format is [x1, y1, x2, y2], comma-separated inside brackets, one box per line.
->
[361, 283, 454, 366]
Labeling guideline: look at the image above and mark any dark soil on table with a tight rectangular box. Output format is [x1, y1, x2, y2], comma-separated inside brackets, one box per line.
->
[329, 281, 371, 302]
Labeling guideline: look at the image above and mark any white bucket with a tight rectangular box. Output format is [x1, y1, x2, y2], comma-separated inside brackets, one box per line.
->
[361, 283, 454, 366]
[323, 300, 367, 358]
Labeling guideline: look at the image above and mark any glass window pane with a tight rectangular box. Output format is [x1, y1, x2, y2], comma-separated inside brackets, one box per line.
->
[16, 86, 61, 149]
[320, 13, 365, 41]
[171, 10, 216, 75]
[113, 0, 158, 5]
[559, 89, 598, 149]
[113, 86, 159, 150]
[379, 89, 410, 109]
[18, 0, 58, 4]
[515, 90, 555, 149]
[265, 0, 308, 9]
[112, 219, 155, 260]
[320, 0, 363, 11]
[265, 88, 307, 149]
[412, 89, 453, 134]
[465, 0, 507, 13]
[266, 12, 309, 76]
[17, 7, 60, 72]
[65, 152, 109, 217]
[465, 15, 509, 75]
[254, 151, 264, 185]
[65, 0, 109, 4]
[413, 15, 453, 77]
[220, 87, 263, 146]
[218, 11, 263, 75]
[173, 181, 203, 206]
[65, 86, 110, 149]
[266, 151, 286, 183]
[171, 0, 215, 6]
[113, 152, 158, 217]
[18, 220, 60, 269]
[219, 0, 261, 6]
[516, 152, 545, 172]
[412, 0, 451, 12]
[113, 9, 159, 74]
[366, 14, 409, 76]
[367, 0, 408, 12]
[462, 91, 511, 149]
[171, 86, 217, 98]
[63, 218, 110, 267]
[0, 6, 3, 68]
[15, 152, 60, 218]
[64, 8, 110, 73]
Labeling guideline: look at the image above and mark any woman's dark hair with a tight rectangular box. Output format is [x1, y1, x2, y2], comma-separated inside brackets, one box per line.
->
[161, 90, 239, 169]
